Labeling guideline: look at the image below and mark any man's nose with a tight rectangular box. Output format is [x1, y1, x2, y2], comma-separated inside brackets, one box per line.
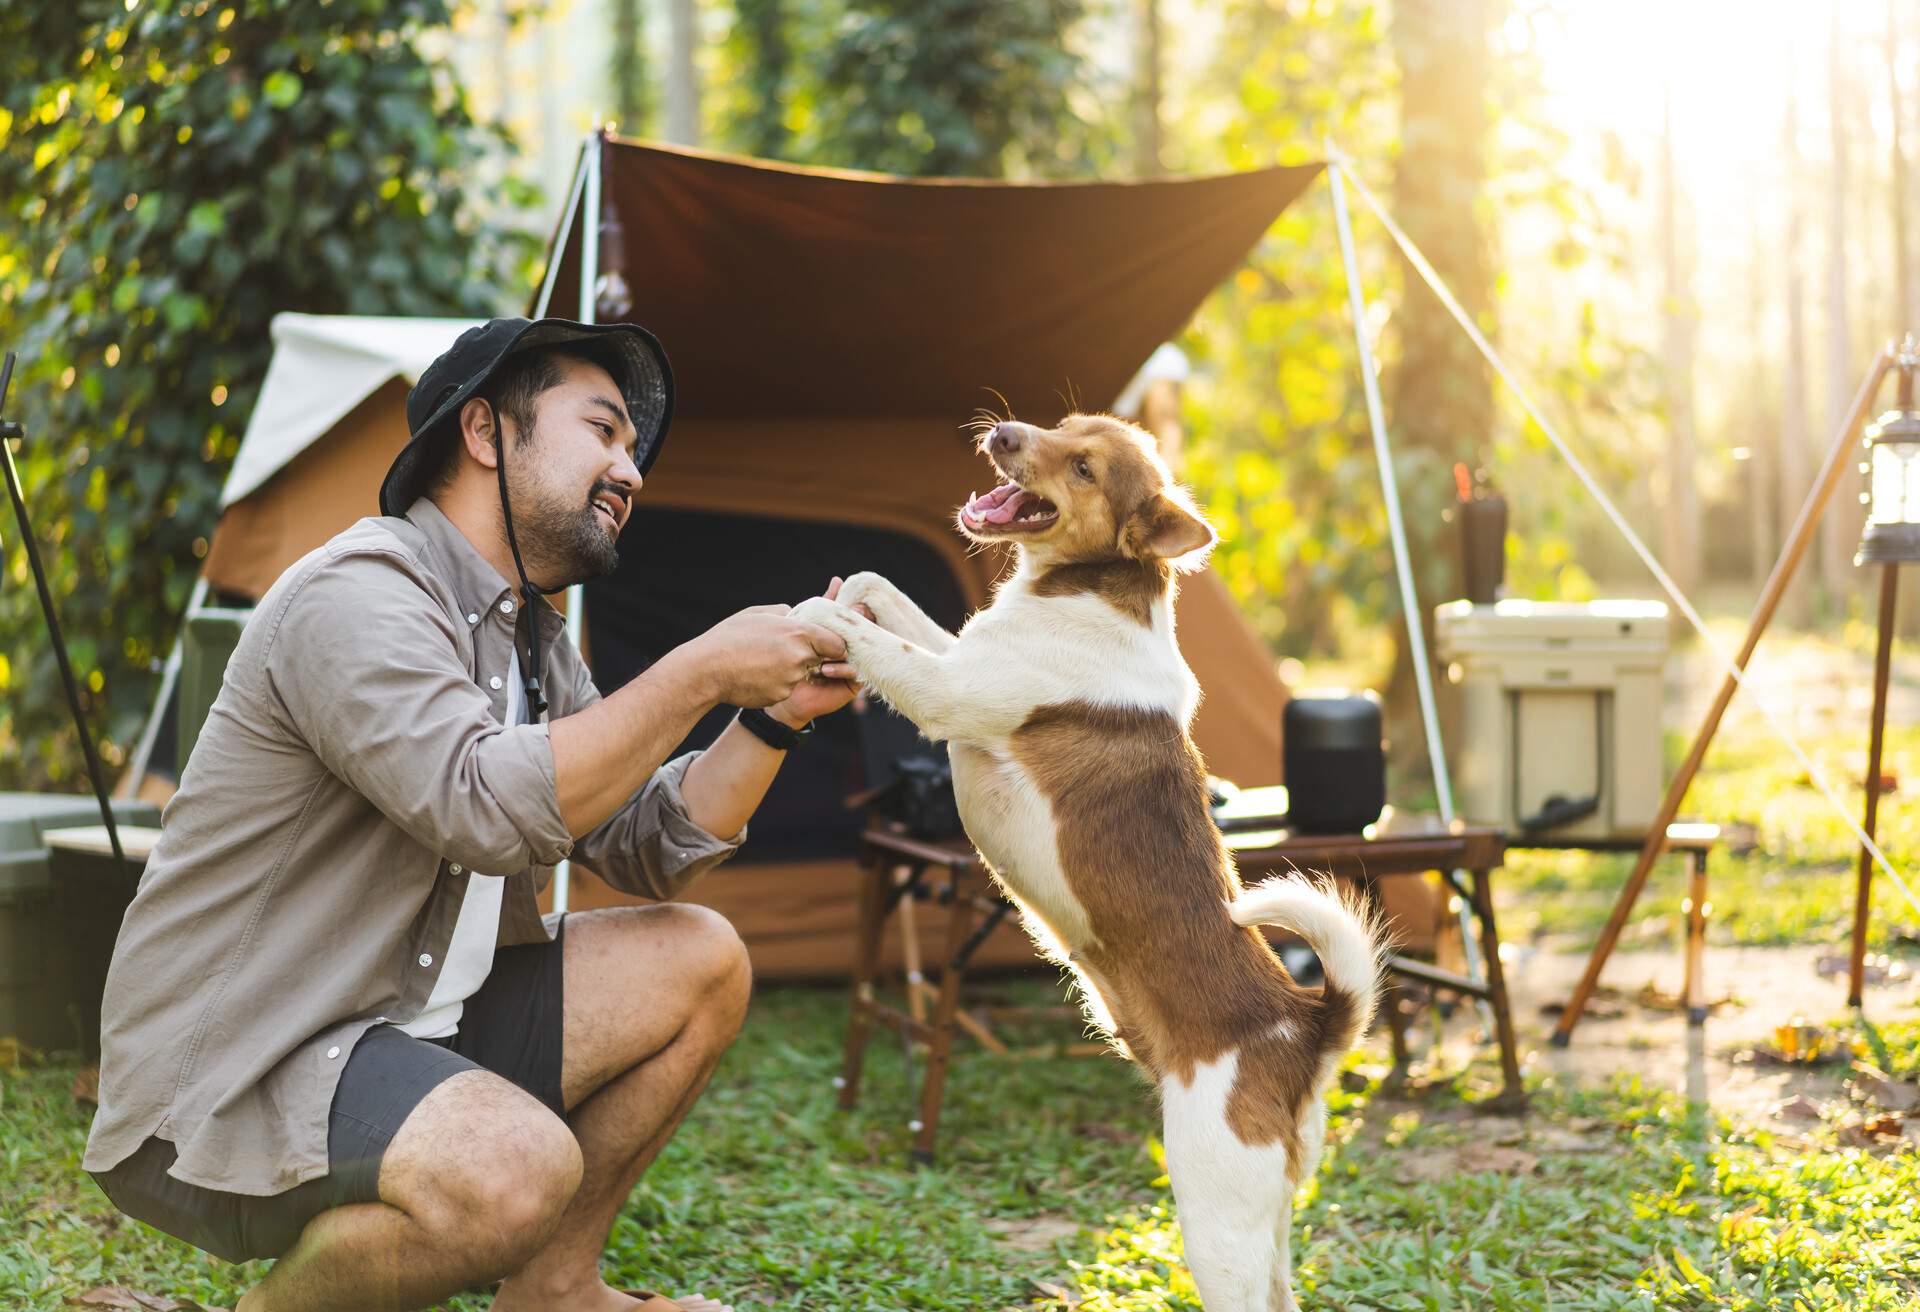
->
[990, 422, 1028, 457]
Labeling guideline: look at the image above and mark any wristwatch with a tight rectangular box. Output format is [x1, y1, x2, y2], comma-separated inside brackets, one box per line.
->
[737, 705, 812, 752]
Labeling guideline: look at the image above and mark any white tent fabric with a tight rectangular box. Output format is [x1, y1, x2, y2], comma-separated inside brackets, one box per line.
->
[219, 313, 482, 508]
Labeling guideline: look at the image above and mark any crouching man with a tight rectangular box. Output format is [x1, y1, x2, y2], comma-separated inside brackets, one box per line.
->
[84, 319, 851, 1312]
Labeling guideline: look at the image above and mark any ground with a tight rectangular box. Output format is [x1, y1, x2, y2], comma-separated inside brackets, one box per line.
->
[6, 628, 1920, 1310]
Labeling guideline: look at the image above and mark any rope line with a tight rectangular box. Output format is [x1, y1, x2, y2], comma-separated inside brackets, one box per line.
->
[1326, 147, 1918, 926]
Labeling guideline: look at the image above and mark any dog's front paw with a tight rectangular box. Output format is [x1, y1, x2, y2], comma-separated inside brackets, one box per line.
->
[836, 571, 893, 614]
[790, 595, 856, 630]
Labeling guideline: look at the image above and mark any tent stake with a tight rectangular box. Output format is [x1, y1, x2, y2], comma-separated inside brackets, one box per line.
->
[1326, 156, 1486, 994]
[1549, 347, 1894, 1044]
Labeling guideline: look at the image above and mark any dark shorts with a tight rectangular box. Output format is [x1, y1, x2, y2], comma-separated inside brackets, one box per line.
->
[92, 918, 568, 1264]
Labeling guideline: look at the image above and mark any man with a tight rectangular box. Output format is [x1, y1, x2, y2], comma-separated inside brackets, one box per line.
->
[84, 319, 853, 1312]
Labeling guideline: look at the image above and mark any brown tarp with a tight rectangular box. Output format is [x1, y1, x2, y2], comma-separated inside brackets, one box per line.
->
[201, 140, 1364, 976]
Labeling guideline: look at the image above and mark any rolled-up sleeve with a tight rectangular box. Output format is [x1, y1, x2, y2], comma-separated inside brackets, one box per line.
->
[262, 549, 576, 874]
[552, 643, 744, 900]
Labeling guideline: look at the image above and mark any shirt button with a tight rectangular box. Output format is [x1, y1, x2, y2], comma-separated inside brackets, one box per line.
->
[499, 599, 514, 614]
[418, 953, 433, 967]
[449, 863, 463, 875]
[326, 1045, 341, 1059]
[466, 612, 479, 625]
[489, 676, 503, 690]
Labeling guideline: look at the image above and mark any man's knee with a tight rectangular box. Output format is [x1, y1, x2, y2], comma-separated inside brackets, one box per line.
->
[390, 1085, 582, 1272]
[663, 904, 752, 1022]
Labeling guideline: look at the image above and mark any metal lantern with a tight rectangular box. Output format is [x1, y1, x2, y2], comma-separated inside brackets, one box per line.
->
[1857, 346, 1920, 564]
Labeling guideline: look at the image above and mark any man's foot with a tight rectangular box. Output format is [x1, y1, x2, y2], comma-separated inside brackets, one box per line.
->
[491, 1279, 732, 1312]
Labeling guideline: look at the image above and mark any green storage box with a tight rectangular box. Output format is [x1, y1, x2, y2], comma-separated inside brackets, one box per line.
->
[178, 607, 252, 774]
[0, 793, 160, 1052]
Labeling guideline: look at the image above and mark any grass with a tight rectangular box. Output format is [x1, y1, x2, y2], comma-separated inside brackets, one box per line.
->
[8, 988, 1920, 1310]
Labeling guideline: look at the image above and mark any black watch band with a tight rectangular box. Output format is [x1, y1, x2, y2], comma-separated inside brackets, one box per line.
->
[736, 706, 811, 752]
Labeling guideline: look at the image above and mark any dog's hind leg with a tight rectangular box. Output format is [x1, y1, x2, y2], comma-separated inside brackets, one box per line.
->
[1162, 1056, 1291, 1312]
[1266, 1197, 1297, 1312]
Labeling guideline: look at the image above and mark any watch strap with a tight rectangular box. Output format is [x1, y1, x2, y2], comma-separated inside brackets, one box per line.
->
[737, 706, 811, 752]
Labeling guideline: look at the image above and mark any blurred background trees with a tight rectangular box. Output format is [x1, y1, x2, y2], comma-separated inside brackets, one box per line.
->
[3, 0, 1913, 789]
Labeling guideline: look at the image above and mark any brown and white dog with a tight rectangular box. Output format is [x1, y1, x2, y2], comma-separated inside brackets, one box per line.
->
[791, 413, 1383, 1312]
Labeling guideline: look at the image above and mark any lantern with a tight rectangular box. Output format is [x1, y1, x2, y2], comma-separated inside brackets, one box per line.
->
[1857, 350, 1920, 564]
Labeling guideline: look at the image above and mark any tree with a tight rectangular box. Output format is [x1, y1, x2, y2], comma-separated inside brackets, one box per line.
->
[1779, 49, 1815, 627]
[801, 0, 1106, 179]
[610, 0, 654, 137]
[665, 0, 702, 146]
[1658, 84, 1701, 596]
[0, 0, 535, 791]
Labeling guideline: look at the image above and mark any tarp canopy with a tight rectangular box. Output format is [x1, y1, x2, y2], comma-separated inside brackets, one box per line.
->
[193, 138, 1326, 975]
[540, 136, 1322, 421]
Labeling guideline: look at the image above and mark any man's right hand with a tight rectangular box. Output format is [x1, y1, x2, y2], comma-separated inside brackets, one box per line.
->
[690, 604, 851, 708]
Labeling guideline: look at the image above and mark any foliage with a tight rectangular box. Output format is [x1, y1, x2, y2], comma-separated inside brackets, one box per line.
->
[793, 0, 1111, 180]
[0, 0, 537, 791]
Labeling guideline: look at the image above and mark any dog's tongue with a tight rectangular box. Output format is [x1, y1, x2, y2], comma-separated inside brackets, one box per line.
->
[963, 483, 1031, 525]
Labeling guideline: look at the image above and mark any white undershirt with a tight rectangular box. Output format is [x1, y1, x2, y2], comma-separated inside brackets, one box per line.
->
[399, 651, 524, 1040]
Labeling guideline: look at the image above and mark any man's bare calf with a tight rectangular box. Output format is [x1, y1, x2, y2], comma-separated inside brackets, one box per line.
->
[237, 904, 750, 1312]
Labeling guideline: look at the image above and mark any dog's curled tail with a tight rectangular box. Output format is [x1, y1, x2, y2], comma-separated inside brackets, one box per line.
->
[1229, 875, 1387, 1058]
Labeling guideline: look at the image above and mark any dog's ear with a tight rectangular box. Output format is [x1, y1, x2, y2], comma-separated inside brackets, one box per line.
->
[1124, 492, 1216, 567]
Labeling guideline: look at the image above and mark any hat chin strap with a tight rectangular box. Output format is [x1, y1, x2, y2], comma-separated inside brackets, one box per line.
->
[493, 425, 558, 722]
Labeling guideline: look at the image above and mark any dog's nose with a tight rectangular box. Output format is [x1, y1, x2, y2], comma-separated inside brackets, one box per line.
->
[990, 422, 1025, 456]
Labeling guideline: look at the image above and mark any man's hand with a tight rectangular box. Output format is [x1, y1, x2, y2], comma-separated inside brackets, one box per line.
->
[688, 602, 848, 709]
[767, 577, 868, 727]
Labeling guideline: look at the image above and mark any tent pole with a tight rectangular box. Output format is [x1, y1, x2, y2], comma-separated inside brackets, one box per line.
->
[117, 575, 209, 797]
[1326, 155, 1487, 995]
[533, 142, 591, 319]
[552, 130, 605, 917]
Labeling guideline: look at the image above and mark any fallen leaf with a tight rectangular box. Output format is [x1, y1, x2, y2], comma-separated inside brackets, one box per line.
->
[1028, 1277, 1082, 1308]
[1849, 1063, 1920, 1114]
[984, 1215, 1080, 1252]
[66, 1289, 226, 1312]
[1837, 1114, 1907, 1150]
[72, 1064, 100, 1107]
[1774, 1095, 1824, 1121]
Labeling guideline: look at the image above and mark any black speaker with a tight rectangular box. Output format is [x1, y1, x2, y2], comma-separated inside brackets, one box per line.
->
[1283, 693, 1386, 834]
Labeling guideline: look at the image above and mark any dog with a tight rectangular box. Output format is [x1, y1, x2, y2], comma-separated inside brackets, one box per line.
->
[791, 413, 1384, 1312]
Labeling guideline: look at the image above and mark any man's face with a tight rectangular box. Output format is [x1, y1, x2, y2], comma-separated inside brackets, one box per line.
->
[502, 355, 642, 589]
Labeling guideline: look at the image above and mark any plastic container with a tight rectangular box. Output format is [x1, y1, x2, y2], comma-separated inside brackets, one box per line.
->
[1435, 600, 1669, 840]
[0, 793, 160, 1050]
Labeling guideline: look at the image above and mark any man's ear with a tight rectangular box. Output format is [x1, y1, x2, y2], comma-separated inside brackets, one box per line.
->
[1125, 493, 1216, 566]
[458, 397, 500, 471]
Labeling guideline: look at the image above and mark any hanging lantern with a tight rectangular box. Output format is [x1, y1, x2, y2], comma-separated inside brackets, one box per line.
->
[1857, 347, 1920, 565]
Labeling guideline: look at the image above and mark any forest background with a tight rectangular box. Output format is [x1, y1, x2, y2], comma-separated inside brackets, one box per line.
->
[0, 0, 1907, 791]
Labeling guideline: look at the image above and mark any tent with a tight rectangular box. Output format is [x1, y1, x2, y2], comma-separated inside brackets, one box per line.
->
[142, 136, 1321, 976]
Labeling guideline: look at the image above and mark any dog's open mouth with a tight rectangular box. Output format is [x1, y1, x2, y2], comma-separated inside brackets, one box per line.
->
[960, 483, 1059, 534]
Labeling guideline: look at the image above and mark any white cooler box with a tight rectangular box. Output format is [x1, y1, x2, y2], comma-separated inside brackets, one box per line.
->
[1434, 600, 1669, 841]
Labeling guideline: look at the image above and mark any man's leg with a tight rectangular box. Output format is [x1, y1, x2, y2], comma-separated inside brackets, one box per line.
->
[490, 903, 752, 1312]
[236, 1070, 583, 1312]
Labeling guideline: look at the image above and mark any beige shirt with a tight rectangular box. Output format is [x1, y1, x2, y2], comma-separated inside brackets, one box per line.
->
[84, 499, 743, 1195]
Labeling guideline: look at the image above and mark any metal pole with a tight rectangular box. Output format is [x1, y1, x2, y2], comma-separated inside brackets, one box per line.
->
[1848, 561, 1899, 1005]
[1326, 157, 1486, 988]
[0, 352, 126, 864]
[548, 131, 606, 917]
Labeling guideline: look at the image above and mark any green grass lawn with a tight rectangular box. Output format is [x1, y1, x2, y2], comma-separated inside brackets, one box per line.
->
[8, 986, 1920, 1311]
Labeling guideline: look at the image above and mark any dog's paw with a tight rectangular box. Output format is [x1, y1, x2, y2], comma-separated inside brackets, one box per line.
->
[790, 595, 855, 629]
[836, 571, 893, 616]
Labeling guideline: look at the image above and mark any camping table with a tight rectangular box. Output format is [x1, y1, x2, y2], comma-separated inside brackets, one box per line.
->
[838, 814, 1517, 1163]
[1515, 823, 1722, 1029]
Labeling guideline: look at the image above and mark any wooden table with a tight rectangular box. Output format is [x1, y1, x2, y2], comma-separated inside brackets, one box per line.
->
[1519, 823, 1721, 1036]
[839, 812, 1519, 1163]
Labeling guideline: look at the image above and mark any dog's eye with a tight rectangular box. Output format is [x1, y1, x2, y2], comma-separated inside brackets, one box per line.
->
[1073, 456, 1094, 481]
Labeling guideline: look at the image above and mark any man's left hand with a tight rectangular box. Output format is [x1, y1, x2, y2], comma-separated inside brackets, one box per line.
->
[767, 577, 866, 728]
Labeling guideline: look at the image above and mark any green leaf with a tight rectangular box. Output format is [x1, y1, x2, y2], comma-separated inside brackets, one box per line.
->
[262, 69, 303, 109]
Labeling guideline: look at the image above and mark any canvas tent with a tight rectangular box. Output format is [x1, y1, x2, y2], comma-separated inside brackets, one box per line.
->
[147, 136, 1318, 976]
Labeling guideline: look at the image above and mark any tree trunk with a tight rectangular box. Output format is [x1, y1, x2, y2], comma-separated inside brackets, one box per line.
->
[1386, 0, 1497, 793]
[1892, 0, 1914, 335]
[1659, 86, 1701, 597]
[1132, 0, 1165, 176]
[665, 0, 700, 147]
[737, 0, 790, 159]
[611, 0, 647, 135]
[1748, 216, 1773, 593]
[1780, 57, 1816, 627]
[1823, 7, 1857, 607]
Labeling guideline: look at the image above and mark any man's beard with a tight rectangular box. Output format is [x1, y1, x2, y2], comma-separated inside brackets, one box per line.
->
[507, 471, 623, 590]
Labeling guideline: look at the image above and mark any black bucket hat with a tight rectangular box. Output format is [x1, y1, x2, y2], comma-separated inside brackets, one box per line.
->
[379, 317, 674, 518]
